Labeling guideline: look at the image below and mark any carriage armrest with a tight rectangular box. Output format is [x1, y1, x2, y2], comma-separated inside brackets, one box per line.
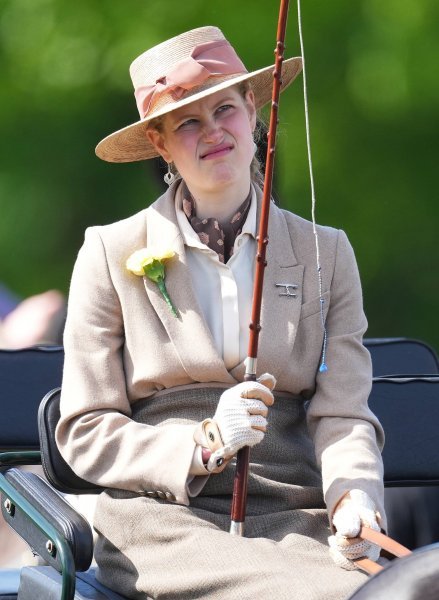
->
[38, 388, 103, 495]
[0, 468, 93, 573]
[0, 450, 42, 468]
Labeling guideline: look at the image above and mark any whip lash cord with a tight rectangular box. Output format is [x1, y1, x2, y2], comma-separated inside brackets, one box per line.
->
[297, 0, 328, 372]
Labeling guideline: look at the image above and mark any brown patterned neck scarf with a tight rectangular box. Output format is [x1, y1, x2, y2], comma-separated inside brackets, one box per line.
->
[182, 183, 252, 264]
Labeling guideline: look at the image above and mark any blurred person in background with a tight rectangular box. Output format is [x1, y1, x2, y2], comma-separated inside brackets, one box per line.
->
[0, 286, 65, 349]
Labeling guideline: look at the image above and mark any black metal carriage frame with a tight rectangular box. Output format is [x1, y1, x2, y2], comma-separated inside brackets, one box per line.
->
[1, 338, 439, 599]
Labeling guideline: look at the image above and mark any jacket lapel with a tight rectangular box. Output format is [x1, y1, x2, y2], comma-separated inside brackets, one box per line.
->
[144, 186, 236, 385]
[230, 196, 304, 383]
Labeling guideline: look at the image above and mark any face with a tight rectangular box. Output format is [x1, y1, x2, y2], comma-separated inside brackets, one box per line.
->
[147, 86, 257, 197]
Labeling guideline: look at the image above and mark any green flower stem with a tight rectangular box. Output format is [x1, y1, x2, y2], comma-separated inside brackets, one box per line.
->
[143, 260, 177, 317]
[157, 278, 178, 317]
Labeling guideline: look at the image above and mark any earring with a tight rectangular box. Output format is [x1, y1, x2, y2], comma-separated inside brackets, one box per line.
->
[253, 142, 258, 155]
[164, 162, 176, 186]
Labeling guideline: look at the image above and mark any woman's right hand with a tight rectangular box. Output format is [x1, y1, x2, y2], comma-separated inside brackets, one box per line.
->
[193, 374, 276, 473]
[203, 374, 275, 470]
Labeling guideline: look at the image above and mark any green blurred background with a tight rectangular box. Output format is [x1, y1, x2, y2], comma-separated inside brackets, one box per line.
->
[0, 0, 437, 351]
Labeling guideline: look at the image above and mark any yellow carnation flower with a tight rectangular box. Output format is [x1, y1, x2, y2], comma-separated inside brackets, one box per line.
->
[126, 248, 177, 317]
[126, 248, 175, 276]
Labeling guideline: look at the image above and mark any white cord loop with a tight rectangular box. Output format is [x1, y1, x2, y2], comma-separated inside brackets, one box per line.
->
[297, 0, 328, 373]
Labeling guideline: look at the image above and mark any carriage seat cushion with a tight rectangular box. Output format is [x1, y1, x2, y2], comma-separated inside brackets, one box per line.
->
[0, 568, 20, 599]
[17, 566, 127, 600]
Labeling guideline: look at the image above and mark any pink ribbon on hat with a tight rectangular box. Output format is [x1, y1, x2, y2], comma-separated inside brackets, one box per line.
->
[134, 39, 247, 119]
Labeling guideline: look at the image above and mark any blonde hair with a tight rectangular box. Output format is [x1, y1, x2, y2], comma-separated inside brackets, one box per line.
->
[148, 81, 266, 187]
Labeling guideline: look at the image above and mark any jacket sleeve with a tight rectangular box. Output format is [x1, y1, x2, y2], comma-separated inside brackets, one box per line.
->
[56, 227, 198, 506]
[305, 229, 386, 530]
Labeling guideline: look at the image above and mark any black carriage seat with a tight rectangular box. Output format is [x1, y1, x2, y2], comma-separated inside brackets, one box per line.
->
[0, 347, 124, 600]
[364, 337, 439, 377]
[364, 337, 439, 551]
[1, 339, 439, 600]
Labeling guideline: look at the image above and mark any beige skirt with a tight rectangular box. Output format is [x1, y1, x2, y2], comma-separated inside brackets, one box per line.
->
[93, 386, 369, 599]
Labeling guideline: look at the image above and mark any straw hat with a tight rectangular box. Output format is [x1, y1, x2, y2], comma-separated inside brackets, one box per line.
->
[96, 26, 302, 163]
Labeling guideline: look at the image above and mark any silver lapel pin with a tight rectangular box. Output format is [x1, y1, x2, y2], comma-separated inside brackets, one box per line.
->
[275, 283, 298, 297]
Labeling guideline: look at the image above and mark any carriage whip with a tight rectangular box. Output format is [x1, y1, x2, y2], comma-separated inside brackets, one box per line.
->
[230, 0, 291, 536]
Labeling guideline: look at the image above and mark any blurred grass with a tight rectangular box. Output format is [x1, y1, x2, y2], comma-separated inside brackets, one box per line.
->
[0, 0, 437, 350]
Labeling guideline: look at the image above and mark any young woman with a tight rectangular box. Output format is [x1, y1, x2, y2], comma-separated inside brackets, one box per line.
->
[56, 26, 386, 599]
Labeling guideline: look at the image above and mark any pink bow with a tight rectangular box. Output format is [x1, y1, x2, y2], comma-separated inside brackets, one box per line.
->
[134, 39, 247, 119]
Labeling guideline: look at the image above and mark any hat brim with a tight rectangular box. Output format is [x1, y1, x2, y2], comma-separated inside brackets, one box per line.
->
[95, 56, 302, 163]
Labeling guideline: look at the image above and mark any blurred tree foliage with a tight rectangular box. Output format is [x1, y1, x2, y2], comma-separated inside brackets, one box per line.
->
[0, 0, 437, 350]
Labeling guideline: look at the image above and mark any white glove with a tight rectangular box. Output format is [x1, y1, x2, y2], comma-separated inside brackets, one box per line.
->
[328, 489, 381, 570]
[208, 374, 275, 470]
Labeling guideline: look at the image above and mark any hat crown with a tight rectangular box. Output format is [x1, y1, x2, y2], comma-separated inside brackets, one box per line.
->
[129, 26, 231, 90]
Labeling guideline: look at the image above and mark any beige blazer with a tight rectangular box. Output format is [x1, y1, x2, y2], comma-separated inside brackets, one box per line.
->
[56, 183, 385, 525]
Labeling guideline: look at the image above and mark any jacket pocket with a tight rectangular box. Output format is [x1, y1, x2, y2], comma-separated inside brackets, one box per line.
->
[299, 290, 330, 321]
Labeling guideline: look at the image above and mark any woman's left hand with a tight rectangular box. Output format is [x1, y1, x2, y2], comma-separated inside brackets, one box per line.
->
[328, 489, 381, 570]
